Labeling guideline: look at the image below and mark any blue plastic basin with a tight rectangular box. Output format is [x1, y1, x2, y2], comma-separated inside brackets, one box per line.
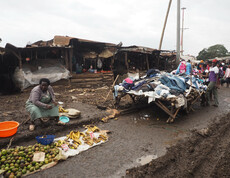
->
[59, 116, 70, 123]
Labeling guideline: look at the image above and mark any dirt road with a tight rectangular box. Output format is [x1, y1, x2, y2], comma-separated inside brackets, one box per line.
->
[0, 83, 229, 177]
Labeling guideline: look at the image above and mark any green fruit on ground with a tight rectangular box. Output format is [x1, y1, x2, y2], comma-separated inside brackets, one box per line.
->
[10, 163, 14, 167]
[35, 165, 40, 170]
[14, 163, 19, 168]
[27, 158, 31, 162]
[20, 163, 25, 169]
[9, 173, 14, 178]
[22, 169, 27, 174]
[5, 167, 9, 171]
[12, 168, 18, 172]
[39, 163, 43, 167]
[27, 165, 31, 170]
[16, 172, 22, 178]
[1, 149, 7, 155]
[29, 167, 34, 172]
[32, 161, 36, 166]
[16, 160, 20, 164]
[44, 159, 49, 164]
[29, 154, 33, 158]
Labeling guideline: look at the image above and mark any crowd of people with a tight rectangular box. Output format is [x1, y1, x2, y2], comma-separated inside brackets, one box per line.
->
[174, 58, 230, 107]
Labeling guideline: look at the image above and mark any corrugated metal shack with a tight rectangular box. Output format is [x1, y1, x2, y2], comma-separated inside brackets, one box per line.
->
[112, 46, 176, 83]
[0, 35, 176, 93]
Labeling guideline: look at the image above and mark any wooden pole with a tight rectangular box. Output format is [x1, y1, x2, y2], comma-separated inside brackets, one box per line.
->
[159, 0, 172, 50]
[104, 74, 120, 102]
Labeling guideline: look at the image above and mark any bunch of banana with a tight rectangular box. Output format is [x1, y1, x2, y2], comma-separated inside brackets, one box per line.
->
[85, 139, 94, 146]
[85, 125, 100, 132]
[54, 139, 69, 147]
[82, 136, 91, 142]
[59, 106, 68, 113]
[69, 143, 78, 149]
[98, 134, 108, 142]
[93, 137, 101, 144]
[66, 131, 82, 145]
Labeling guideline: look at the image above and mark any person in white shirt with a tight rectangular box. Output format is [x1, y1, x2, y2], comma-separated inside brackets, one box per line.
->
[221, 64, 230, 87]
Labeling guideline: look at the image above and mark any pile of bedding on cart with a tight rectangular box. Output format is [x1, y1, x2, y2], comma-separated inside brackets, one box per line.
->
[114, 69, 207, 108]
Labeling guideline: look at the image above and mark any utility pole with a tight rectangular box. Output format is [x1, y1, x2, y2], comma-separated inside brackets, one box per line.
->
[181, 7, 186, 56]
[159, 0, 172, 50]
[176, 0, 181, 65]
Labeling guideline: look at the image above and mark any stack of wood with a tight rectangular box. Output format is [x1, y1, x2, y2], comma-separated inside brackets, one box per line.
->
[70, 72, 113, 88]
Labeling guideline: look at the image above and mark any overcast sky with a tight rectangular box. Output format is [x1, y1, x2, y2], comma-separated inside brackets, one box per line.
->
[1, 0, 230, 56]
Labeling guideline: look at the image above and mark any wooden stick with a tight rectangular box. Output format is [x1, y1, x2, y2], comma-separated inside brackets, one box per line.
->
[7, 137, 14, 149]
[21, 117, 30, 125]
[155, 100, 175, 118]
[104, 75, 120, 102]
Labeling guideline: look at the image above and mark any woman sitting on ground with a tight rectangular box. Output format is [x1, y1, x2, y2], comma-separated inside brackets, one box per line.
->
[26, 78, 59, 131]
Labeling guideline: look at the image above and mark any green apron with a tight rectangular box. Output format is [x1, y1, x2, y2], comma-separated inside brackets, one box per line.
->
[26, 94, 59, 121]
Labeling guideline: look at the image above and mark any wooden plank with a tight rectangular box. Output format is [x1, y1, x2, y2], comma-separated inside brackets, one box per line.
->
[125, 52, 129, 72]
[65, 49, 69, 69]
[69, 48, 73, 74]
[146, 54, 149, 70]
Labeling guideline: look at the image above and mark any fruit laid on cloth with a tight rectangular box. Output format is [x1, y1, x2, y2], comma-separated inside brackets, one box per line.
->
[0, 143, 60, 178]
[58, 106, 68, 113]
[54, 126, 109, 151]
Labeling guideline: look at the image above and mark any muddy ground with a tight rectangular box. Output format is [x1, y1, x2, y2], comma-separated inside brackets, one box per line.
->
[126, 112, 230, 178]
[0, 80, 230, 177]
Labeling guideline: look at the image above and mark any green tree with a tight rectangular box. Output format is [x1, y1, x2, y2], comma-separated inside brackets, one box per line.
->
[197, 44, 228, 61]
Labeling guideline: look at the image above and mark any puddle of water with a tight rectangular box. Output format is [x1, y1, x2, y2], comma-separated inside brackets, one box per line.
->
[136, 154, 158, 165]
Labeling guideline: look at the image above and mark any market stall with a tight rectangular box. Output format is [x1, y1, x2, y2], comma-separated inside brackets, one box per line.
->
[113, 69, 207, 123]
[0, 125, 109, 178]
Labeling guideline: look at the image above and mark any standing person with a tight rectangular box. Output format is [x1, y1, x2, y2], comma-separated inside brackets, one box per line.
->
[176, 59, 187, 74]
[197, 60, 204, 70]
[221, 64, 230, 87]
[205, 59, 219, 107]
[26, 78, 59, 131]
[186, 60, 192, 75]
[200, 64, 209, 85]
